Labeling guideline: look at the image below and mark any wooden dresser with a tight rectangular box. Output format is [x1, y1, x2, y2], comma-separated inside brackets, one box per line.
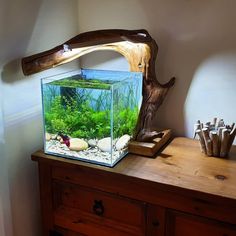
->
[32, 137, 236, 236]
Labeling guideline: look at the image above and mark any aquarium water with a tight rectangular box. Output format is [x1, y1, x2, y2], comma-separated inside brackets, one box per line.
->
[41, 69, 143, 167]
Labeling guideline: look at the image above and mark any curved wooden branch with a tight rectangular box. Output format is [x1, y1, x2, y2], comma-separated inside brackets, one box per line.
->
[21, 29, 175, 142]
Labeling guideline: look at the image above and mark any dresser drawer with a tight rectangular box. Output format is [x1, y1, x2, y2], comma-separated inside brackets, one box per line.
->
[52, 181, 146, 236]
[166, 210, 236, 236]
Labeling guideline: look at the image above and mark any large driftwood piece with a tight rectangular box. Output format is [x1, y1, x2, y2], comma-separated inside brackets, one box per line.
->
[22, 29, 175, 142]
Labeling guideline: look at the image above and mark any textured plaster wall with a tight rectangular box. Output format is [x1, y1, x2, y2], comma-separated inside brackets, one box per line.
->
[0, 0, 78, 235]
[78, 0, 236, 140]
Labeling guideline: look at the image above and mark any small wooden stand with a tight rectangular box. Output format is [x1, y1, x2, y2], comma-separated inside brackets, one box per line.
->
[128, 129, 172, 157]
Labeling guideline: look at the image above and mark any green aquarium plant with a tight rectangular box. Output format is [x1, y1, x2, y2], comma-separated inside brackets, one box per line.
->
[44, 93, 139, 139]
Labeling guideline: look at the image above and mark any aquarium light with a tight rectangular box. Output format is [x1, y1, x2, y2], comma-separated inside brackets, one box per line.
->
[63, 44, 71, 52]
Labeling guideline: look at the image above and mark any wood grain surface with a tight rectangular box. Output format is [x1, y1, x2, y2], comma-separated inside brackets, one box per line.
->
[32, 137, 236, 201]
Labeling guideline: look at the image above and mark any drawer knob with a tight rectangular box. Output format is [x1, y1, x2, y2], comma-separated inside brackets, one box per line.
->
[93, 200, 104, 216]
[49, 230, 63, 236]
[152, 220, 160, 227]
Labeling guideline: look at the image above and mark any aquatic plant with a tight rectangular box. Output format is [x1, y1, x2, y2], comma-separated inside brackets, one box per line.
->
[44, 93, 139, 140]
[51, 76, 112, 90]
[43, 75, 141, 140]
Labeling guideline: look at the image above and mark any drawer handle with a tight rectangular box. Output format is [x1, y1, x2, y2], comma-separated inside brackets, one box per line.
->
[152, 220, 160, 227]
[49, 230, 63, 236]
[93, 200, 104, 216]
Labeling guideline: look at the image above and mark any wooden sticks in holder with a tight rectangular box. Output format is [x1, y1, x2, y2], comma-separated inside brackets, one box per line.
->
[194, 118, 236, 157]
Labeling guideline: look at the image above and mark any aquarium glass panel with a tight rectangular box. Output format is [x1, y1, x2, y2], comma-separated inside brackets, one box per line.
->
[41, 69, 143, 167]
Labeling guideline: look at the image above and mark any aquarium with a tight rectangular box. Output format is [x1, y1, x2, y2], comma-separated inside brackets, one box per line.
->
[41, 69, 143, 167]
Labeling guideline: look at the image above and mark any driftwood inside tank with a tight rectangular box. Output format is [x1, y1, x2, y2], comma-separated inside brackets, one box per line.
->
[22, 29, 175, 145]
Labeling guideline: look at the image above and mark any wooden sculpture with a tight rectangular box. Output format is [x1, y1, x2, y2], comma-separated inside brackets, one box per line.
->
[194, 118, 236, 158]
[22, 29, 175, 155]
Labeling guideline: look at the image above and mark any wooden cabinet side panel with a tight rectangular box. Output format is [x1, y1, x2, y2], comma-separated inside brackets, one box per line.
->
[39, 162, 54, 236]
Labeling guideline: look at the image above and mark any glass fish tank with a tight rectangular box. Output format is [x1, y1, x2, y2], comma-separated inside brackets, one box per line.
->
[41, 69, 143, 167]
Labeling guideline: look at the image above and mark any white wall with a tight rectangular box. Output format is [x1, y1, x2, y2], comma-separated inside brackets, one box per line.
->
[78, 0, 236, 140]
[0, 0, 79, 235]
[0, 74, 10, 236]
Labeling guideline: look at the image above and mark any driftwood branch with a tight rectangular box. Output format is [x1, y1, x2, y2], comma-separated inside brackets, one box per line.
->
[196, 129, 207, 154]
[202, 128, 213, 156]
[21, 29, 175, 142]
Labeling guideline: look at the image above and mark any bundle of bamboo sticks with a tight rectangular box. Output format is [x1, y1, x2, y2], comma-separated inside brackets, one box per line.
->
[194, 118, 236, 157]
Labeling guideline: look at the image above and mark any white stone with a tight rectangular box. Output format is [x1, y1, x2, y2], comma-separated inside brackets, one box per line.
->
[51, 134, 58, 140]
[115, 134, 131, 151]
[69, 138, 88, 151]
[45, 133, 51, 141]
[97, 137, 112, 153]
[57, 135, 62, 142]
[88, 139, 97, 148]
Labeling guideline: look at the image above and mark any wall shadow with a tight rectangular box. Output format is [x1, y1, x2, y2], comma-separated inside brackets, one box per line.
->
[1, 59, 24, 83]
[0, 0, 43, 79]
[81, 50, 129, 71]
[137, 0, 236, 136]
[0, 1, 43, 236]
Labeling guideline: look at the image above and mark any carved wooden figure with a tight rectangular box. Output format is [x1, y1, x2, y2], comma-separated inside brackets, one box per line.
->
[22, 29, 175, 145]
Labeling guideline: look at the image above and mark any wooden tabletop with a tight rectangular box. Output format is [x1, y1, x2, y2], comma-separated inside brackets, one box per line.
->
[32, 137, 236, 201]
